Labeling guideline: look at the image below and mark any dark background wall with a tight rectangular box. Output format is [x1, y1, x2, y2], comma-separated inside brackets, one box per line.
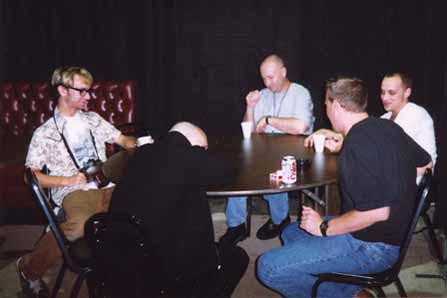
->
[2, 0, 447, 223]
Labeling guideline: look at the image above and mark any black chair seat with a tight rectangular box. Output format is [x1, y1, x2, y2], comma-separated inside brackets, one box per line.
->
[313, 268, 396, 287]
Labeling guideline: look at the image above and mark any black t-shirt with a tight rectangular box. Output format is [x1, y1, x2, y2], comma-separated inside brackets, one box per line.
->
[339, 117, 430, 245]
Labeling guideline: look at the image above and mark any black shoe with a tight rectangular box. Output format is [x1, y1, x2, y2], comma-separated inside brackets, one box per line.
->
[256, 216, 291, 240]
[219, 223, 248, 246]
[17, 258, 49, 298]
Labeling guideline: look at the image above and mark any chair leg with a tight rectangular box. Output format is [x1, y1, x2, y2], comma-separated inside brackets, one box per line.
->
[51, 263, 67, 298]
[71, 272, 87, 298]
[422, 213, 444, 262]
[311, 279, 322, 298]
[376, 287, 386, 297]
[394, 278, 407, 297]
[86, 271, 102, 298]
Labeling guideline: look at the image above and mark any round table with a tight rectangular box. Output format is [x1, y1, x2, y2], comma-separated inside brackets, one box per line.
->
[206, 133, 338, 196]
[206, 133, 338, 235]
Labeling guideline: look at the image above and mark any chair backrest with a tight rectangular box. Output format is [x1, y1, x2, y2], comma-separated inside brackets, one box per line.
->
[25, 167, 85, 272]
[84, 212, 150, 297]
[390, 169, 432, 277]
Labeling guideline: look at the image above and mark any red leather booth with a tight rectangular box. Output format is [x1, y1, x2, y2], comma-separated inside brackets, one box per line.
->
[0, 81, 135, 224]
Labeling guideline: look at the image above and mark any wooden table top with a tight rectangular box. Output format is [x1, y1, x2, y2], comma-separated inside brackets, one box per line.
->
[206, 133, 338, 196]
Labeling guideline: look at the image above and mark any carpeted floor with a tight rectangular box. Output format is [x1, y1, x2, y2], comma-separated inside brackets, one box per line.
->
[1, 211, 446, 298]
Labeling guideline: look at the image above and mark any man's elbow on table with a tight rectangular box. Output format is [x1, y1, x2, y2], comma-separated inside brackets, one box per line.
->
[284, 119, 308, 135]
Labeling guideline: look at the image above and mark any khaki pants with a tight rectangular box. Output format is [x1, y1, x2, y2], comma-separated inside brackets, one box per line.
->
[20, 187, 114, 280]
[19, 150, 133, 280]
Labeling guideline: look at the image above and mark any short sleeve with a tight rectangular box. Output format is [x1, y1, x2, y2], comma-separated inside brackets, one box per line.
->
[89, 112, 121, 144]
[291, 86, 314, 134]
[25, 130, 49, 170]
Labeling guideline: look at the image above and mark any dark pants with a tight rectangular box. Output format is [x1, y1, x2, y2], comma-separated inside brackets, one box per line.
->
[88, 215, 249, 298]
[95, 244, 248, 298]
[156, 245, 249, 298]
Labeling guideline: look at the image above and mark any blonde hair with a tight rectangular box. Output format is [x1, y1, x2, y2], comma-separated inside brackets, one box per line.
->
[51, 66, 93, 87]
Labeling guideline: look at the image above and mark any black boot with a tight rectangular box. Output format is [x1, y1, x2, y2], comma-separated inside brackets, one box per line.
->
[256, 216, 291, 240]
[219, 223, 248, 246]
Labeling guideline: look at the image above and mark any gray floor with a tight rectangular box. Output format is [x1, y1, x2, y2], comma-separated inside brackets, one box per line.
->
[1, 198, 446, 298]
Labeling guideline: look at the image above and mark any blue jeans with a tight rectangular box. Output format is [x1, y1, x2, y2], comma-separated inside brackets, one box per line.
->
[226, 193, 289, 227]
[257, 221, 399, 298]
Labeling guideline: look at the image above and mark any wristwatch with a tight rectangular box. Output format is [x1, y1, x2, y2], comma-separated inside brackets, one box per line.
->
[320, 220, 329, 237]
[266, 116, 270, 125]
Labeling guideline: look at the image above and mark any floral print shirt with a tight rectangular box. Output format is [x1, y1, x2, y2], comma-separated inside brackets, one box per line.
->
[25, 107, 121, 205]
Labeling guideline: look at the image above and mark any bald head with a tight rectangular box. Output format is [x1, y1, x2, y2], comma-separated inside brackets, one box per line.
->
[261, 54, 285, 69]
[259, 54, 288, 93]
[169, 122, 208, 149]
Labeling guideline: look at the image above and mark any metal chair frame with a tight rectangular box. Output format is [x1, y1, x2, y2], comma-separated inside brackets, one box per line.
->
[25, 168, 98, 298]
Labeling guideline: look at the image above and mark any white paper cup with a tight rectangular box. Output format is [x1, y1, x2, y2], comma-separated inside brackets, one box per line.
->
[241, 121, 253, 139]
[137, 135, 154, 147]
[313, 134, 326, 153]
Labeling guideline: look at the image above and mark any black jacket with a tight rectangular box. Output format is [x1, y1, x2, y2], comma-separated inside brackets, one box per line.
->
[109, 131, 235, 284]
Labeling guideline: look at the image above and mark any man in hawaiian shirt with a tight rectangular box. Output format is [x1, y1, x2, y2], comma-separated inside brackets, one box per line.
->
[17, 66, 137, 298]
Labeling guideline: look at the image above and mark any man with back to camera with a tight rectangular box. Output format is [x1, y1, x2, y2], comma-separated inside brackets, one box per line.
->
[257, 76, 432, 297]
[220, 54, 314, 245]
[305, 71, 437, 174]
[108, 122, 249, 298]
[17, 66, 137, 298]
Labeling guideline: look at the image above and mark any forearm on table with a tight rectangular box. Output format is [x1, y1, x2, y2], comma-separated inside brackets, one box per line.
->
[116, 134, 137, 150]
[268, 117, 308, 135]
[325, 207, 390, 236]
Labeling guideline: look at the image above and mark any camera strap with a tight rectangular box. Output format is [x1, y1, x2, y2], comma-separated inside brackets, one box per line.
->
[53, 114, 101, 170]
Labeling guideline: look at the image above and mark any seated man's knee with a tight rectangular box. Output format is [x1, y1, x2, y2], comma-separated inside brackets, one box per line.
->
[256, 253, 280, 286]
[61, 218, 88, 241]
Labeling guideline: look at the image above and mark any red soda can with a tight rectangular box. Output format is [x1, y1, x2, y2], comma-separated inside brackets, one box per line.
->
[281, 155, 297, 184]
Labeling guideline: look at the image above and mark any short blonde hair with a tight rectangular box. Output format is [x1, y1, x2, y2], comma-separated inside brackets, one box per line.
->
[51, 66, 93, 87]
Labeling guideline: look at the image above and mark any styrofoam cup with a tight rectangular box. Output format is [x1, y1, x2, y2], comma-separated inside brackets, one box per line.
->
[241, 121, 253, 139]
[137, 135, 154, 147]
[313, 134, 326, 153]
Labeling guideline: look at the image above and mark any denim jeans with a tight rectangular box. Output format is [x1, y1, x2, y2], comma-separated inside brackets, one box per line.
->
[226, 193, 289, 227]
[257, 221, 399, 298]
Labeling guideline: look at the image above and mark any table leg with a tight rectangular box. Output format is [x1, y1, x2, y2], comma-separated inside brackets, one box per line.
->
[246, 197, 252, 237]
[324, 184, 330, 215]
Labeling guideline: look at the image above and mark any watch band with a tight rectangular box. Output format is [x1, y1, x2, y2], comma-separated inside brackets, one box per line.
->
[266, 116, 270, 125]
[320, 220, 328, 237]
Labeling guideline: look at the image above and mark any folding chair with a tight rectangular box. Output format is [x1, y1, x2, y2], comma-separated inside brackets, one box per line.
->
[311, 169, 433, 298]
[25, 168, 99, 298]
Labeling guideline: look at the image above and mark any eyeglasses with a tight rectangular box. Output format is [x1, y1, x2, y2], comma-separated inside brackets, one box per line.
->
[63, 85, 92, 97]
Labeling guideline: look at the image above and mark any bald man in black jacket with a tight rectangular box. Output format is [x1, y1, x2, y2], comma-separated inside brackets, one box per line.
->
[107, 122, 248, 298]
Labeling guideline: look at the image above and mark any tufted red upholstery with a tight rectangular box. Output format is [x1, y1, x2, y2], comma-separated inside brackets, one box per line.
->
[0, 81, 134, 135]
[0, 81, 136, 224]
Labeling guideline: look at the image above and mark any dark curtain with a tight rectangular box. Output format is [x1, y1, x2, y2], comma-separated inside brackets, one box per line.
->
[0, 0, 2, 82]
[2, 0, 447, 223]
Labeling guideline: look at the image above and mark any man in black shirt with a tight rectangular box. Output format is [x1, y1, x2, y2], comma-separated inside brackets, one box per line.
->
[257, 77, 431, 297]
[107, 122, 248, 298]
